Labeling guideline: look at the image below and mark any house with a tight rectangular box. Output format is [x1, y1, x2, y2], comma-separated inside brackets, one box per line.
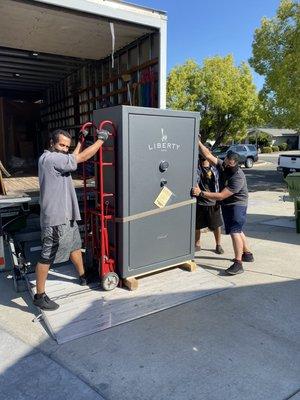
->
[248, 128, 300, 150]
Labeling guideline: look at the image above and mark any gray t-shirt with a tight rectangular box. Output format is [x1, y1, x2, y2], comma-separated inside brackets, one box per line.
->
[38, 150, 81, 227]
[217, 160, 248, 206]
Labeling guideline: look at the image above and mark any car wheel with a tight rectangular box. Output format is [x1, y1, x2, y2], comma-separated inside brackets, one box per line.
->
[245, 157, 254, 168]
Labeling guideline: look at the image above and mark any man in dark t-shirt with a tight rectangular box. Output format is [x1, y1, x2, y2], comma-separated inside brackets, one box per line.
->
[193, 139, 254, 275]
[194, 154, 224, 254]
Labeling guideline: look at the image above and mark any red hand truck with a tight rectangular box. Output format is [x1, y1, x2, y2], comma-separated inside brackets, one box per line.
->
[79, 120, 119, 291]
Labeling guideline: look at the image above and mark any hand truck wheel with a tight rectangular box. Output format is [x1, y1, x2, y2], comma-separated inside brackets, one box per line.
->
[12, 267, 27, 293]
[101, 272, 119, 291]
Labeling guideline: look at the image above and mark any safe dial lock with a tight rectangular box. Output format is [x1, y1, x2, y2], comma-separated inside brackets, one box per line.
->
[159, 160, 169, 172]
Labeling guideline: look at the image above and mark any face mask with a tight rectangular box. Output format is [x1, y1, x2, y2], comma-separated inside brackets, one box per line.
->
[52, 148, 68, 155]
[224, 164, 238, 175]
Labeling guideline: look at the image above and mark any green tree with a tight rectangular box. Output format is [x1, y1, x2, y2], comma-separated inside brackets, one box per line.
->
[167, 59, 202, 111]
[249, 0, 300, 129]
[167, 55, 261, 147]
[249, 132, 271, 147]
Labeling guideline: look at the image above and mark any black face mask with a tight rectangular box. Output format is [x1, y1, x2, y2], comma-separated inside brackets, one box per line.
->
[224, 164, 239, 176]
[51, 147, 68, 155]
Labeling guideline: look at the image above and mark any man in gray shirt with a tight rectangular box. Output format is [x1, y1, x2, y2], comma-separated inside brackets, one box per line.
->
[34, 128, 109, 310]
[193, 140, 254, 275]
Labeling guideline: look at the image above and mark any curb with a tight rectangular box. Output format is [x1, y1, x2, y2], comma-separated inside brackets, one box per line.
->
[254, 161, 273, 166]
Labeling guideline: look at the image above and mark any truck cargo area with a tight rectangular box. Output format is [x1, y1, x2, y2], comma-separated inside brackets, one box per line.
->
[0, 0, 164, 179]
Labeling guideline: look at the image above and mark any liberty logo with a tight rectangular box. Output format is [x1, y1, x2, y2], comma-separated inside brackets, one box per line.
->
[161, 128, 168, 142]
[148, 128, 180, 152]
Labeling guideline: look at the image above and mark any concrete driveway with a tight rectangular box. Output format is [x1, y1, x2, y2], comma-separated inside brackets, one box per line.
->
[0, 162, 299, 400]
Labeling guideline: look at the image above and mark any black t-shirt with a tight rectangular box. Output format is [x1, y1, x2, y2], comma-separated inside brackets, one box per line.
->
[217, 159, 248, 206]
[197, 166, 216, 206]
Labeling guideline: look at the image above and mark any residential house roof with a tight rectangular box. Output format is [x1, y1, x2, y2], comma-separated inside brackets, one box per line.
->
[248, 128, 299, 137]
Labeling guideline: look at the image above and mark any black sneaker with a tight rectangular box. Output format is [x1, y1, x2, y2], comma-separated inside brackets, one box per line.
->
[79, 274, 88, 286]
[225, 261, 244, 275]
[33, 293, 59, 311]
[215, 245, 224, 254]
[242, 252, 254, 262]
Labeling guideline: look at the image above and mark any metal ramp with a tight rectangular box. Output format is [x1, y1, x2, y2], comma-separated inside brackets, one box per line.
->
[26, 264, 234, 344]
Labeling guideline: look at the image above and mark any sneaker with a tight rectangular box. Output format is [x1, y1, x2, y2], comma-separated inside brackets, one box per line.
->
[33, 293, 59, 311]
[79, 274, 88, 286]
[242, 252, 254, 262]
[215, 245, 224, 255]
[225, 261, 244, 275]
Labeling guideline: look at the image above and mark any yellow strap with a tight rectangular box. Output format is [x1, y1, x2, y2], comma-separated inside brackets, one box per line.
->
[115, 198, 196, 223]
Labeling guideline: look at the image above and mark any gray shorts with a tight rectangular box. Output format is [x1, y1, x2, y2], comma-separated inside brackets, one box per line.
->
[39, 220, 82, 265]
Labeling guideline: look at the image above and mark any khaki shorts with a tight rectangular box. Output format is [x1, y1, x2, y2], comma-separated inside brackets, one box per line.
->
[39, 220, 82, 265]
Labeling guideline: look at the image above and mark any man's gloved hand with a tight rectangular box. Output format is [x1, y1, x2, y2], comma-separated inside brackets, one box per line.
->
[79, 129, 89, 141]
[96, 129, 110, 142]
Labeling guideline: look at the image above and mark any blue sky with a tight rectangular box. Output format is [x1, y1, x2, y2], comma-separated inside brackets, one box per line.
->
[132, 0, 281, 90]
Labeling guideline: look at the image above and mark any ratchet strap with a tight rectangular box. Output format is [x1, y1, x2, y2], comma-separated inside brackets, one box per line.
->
[115, 198, 196, 223]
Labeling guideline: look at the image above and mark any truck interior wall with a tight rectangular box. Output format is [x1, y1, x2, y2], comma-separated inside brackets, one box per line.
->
[0, 97, 42, 170]
[0, 31, 159, 171]
[42, 32, 160, 149]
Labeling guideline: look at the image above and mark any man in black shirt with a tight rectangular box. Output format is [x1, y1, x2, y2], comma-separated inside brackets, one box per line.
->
[193, 139, 254, 275]
[194, 154, 224, 254]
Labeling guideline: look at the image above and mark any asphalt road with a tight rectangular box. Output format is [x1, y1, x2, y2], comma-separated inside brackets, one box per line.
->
[243, 156, 286, 193]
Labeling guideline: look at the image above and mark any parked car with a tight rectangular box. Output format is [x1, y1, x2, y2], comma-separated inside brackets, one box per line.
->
[277, 153, 300, 178]
[212, 144, 258, 168]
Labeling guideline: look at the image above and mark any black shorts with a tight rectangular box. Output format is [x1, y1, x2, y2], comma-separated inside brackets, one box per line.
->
[196, 204, 223, 230]
[39, 220, 82, 265]
[221, 205, 247, 234]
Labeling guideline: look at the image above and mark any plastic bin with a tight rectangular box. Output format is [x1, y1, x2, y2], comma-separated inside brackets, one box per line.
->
[285, 173, 300, 233]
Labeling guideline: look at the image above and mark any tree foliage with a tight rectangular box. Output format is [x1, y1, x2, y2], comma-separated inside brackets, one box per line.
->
[167, 56, 261, 146]
[249, 132, 271, 147]
[249, 0, 300, 129]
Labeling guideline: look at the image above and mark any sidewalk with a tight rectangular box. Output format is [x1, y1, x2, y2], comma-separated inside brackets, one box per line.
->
[0, 327, 105, 400]
[0, 190, 299, 400]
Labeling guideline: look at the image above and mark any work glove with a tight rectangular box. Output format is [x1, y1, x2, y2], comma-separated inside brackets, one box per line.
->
[96, 129, 110, 142]
[79, 129, 89, 142]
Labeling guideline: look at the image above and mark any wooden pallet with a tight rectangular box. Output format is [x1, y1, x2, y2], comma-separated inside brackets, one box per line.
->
[123, 260, 197, 291]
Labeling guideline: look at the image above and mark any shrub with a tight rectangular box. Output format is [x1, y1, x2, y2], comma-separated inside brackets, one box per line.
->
[262, 146, 273, 153]
[272, 145, 279, 152]
[253, 132, 272, 148]
[279, 143, 288, 151]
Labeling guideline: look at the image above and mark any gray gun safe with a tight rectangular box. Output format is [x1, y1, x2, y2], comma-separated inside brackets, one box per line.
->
[93, 106, 199, 279]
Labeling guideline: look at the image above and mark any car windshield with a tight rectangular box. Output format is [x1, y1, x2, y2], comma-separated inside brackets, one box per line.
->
[213, 146, 230, 154]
